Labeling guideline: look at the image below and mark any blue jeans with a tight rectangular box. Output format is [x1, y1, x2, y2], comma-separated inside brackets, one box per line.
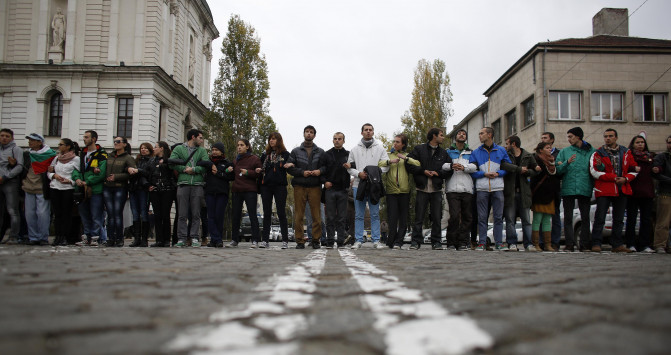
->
[25, 193, 51, 242]
[206, 193, 228, 243]
[504, 192, 532, 247]
[129, 189, 149, 222]
[352, 187, 380, 243]
[79, 193, 106, 242]
[477, 190, 504, 245]
[104, 187, 128, 242]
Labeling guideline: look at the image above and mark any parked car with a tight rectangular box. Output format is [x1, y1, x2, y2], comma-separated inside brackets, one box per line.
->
[287, 228, 295, 242]
[240, 215, 263, 242]
[269, 225, 281, 241]
[422, 229, 447, 244]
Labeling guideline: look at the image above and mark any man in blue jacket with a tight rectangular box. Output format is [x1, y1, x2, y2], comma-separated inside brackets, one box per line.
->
[470, 127, 512, 251]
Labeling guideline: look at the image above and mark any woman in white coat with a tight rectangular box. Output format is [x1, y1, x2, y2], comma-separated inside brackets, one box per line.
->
[48, 138, 80, 245]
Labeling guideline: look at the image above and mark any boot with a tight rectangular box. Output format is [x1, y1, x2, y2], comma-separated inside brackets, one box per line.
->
[140, 221, 149, 247]
[543, 231, 555, 251]
[51, 235, 62, 246]
[532, 230, 541, 251]
[129, 222, 142, 247]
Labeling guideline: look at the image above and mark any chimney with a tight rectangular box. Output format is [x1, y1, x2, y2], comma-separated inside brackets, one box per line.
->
[593, 8, 629, 36]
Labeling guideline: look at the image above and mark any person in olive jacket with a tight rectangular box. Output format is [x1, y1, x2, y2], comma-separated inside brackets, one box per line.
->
[103, 137, 136, 247]
[378, 133, 420, 249]
[170, 129, 209, 248]
[226, 139, 262, 248]
[555, 127, 596, 252]
[197, 142, 233, 248]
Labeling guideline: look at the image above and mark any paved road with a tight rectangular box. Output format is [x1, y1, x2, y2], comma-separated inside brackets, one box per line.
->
[1, 242, 670, 354]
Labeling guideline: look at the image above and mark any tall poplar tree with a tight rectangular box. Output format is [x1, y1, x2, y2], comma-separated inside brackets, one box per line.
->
[205, 14, 276, 158]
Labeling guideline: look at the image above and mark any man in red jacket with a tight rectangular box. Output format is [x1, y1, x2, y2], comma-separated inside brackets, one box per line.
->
[589, 128, 637, 253]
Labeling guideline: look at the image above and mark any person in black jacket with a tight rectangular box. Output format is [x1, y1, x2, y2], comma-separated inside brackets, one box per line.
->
[256, 133, 291, 249]
[128, 142, 154, 247]
[406, 127, 452, 250]
[147, 141, 176, 247]
[319, 132, 350, 248]
[198, 142, 233, 248]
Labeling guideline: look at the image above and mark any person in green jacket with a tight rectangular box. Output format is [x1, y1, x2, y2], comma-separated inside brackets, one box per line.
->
[73, 130, 108, 246]
[378, 133, 420, 249]
[170, 129, 209, 247]
[555, 127, 596, 252]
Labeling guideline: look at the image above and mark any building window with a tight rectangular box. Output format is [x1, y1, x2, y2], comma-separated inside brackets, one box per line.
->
[591, 93, 623, 121]
[491, 119, 501, 145]
[523, 97, 534, 127]
[633, 94, 666, 122]
[549, 91, 581, 120]
[48, 93, 63, 136]
[505, 109, 516, 137]
[483, 110, 488, 127]
[117, 98, 134, 138]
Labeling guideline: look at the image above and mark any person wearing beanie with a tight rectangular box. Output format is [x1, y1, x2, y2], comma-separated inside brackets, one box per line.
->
[197, 142, 233, 248]
[22, 133, 57, 245]
[555, 126, 596, 252]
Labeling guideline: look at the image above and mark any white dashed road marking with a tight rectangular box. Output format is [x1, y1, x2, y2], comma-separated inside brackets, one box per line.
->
[338, 249, 493, 355]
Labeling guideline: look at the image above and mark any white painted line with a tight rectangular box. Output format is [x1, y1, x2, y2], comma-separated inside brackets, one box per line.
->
[166, 249, 328, 354]
[338, 249, 493, 355]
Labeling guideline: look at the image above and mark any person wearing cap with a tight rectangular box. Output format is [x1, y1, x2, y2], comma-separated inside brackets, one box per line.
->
[0, 128, 25, 244]
[555, 127, 596, 252]
[22, 133, 57, 245]
[197, 142, 233, 248]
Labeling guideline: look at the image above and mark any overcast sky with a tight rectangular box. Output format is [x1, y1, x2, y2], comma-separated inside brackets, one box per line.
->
[207, 0, 671, 150]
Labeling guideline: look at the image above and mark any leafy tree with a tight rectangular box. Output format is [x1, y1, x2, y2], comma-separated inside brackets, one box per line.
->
[204, 14, 275, 159]
[400, 58, 453, 148]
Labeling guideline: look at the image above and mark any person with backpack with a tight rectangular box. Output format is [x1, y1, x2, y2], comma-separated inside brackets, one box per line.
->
[0, 128, 25, 244]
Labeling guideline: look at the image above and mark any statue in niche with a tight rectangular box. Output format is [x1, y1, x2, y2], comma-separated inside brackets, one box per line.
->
[188, 53, 195, 85]
[51, 7, 66, 51]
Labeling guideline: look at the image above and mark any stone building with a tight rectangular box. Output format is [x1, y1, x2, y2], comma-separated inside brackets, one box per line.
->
[0, 0, 218, 148]
[449, 8, 671, 152]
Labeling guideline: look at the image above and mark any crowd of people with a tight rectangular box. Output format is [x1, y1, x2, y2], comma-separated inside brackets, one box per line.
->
[0, 124, 670, 253]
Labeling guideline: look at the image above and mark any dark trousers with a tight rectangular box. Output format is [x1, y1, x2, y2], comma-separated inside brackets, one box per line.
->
[206, 193, 228, 243]
[592, 195, 627, 248]
[51, 189, 74, 243]
[412, 191, 442, 245]
[446, 192, 473, 248]
[386, 193, 409, 247]
[261, 185, 288, 243]
[325, 188, 348, 245]
[149, 190, 175, 245]
[563, 195, 591, 249]
[625, 196, 653, 250]
[231, 191, 260, 243]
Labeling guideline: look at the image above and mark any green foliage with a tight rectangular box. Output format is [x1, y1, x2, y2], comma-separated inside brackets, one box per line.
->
[400, 58, 453, 149]
[204, 14, 275, 160]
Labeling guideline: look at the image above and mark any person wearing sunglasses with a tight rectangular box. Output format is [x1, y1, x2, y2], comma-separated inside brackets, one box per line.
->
[103, 137, 136, 247]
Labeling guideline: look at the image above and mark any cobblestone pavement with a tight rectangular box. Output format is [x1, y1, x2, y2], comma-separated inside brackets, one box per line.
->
[1, 242, 670, 355]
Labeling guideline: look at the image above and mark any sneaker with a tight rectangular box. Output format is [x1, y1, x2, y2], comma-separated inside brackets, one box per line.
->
[641, 247, 654, 253]
[115, 239, 124, 247]
[260, 242, 269, 249]
[324, 243, 334, 249]
[205, 241, 217, 248]
[250, 241, 258, 249]
[509, 244, 518, 251]
[191, 239, 201, 248]
[312, 241, 321, 249]
[591, 245, 602, 253]
[628, 246, 637, 252]
[457, 244, 469, 251]
[75, 239, 91, 247]
[295, 243, 305, 249]
[174, 241, 186, 248]
[498, 243, 509, 251]
[373, 242, 382, 249]
[281, 242, 289, 249]
[446, 245, 457, 251]
[409, 242, 420, 250]
[475, 244, 485, 251]
[524, 245, 536, 252]
[564, 244, 575, 252]
[393, 245, 402, 250]
[612, 245, 632, 253]
[225, 241, 238, 248]
[431, 243, 443, 250]
[351, 242, 362, 249]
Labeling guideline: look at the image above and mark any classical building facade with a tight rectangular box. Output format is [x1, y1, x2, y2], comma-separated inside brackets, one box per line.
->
[449, 8, 671, 152]
[0, 0, 218, 148]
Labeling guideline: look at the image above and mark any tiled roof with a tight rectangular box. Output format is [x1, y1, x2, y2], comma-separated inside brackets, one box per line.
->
[545, 35, 671, 48]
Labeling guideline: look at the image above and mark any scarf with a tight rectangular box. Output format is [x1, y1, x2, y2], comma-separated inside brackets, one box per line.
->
[536, 152, 556, 174]
[57, 150, 76, 164]
[236, 152, 250, 162]
[29, 145, 57, 174]
[362, 138, 374, 148]
[603, 145, 622, 177]
[631, 149, 651, 164]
